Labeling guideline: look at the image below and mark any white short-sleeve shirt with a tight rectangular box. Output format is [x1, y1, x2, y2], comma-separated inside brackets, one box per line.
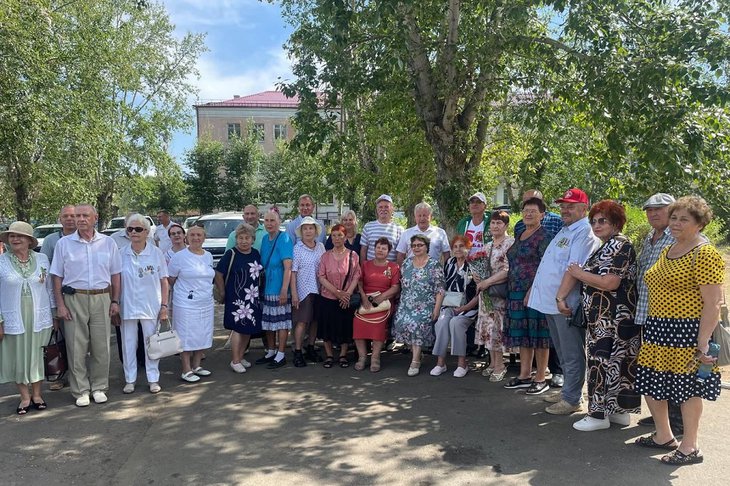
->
[120, 243, 169, 320]
[292, 241, 326, 300]
[50, 230, 122, 290]
[396, 225, 451, 261]
[167, 248, 215, 308]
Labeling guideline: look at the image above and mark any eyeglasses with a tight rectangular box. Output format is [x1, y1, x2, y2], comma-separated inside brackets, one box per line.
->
[411, 243, 426, 248]
[169, 231, 184, 236]
[126, 227, 145, 233]
[522, 209, 540, 215]
[589, 217, 609, 226]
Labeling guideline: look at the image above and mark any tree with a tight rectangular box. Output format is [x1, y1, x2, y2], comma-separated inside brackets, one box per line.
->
[184, 140, 224, 214]
[219, 137, 263, 211]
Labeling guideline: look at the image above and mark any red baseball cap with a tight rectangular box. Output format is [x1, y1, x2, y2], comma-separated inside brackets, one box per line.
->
[555, 188, 589, 205]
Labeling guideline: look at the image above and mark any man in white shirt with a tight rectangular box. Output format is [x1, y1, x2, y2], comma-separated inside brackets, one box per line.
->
[154, 210, 174, 253]
[396, 202, 451, 264]
[51, 204, 122, 408]
[527, 188, 600, 415]
[455, 192, 492, 257]
[360, 194, 404, 262]
[286, 194, 326, 244]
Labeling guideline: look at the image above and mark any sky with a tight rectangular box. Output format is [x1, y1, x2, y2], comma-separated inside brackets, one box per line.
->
[163, 0, 295, 165]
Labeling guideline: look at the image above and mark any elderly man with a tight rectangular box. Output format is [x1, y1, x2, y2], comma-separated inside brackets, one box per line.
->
[455, 192, 492, 257]
[286, 194, 326, 244]
[513, 189, 563, 239]
[360, 194, 405, 262]
[396, 202, 450, 264]
[226, 204, 265, 252]
[154, 210, 174, 253]
[633, 193, 685, 433]
[528, 188, 600, 415]
[51, 204, 122, 407]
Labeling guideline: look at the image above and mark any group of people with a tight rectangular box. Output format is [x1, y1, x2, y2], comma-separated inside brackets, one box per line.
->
[0, 189, 724, 467]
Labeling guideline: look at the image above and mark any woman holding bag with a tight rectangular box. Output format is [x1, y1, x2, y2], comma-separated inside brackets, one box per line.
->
[317, 224, 361, 368]
[119, 214, 169, 394]
[0, 222, 56, 414]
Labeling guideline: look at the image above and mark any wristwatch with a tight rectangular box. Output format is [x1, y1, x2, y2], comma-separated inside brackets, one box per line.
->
[555, 297, 565, 303]
[111, 300, 120, 305]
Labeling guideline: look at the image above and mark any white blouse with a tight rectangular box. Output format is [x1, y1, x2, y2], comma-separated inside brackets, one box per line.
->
[0, 252, 55, 334]
[167, 248, 215, 308]
[120, 244, 169, 320]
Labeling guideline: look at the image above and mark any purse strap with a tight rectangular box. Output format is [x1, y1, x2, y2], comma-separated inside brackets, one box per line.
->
[47, 327, 64, 345]
[341, 250, 354, 291]
[223, 250, 236, 285]
[156, 318, 174, 333]
[263, 231, 281, 270]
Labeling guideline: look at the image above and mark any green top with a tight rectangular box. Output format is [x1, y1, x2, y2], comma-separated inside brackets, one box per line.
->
[226, 223, 265, 252]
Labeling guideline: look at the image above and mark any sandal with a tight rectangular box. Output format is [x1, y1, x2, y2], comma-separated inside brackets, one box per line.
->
[481, 367, 494, 377]
[660, 449, 703, 466]
[370, 358, 381, 373]
[323, 356, 334, 368]
[354, 357, 367, 371]
[635, 434, 679, 450]
[31, 399, 48, 410]
[338, 356, 350, 368]
[16, 402, 31, 415]
[489, 368, 508, 382]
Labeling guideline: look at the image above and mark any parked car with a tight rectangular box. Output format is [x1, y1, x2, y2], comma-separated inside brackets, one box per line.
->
[101, 215, 157, 236]
[194, 212, 243, 264]
[182, 216, 199, 229]
[33, 224, 63, 251]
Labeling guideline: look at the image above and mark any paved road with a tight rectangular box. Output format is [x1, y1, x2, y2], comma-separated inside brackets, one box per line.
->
[2, 325, 729, 486]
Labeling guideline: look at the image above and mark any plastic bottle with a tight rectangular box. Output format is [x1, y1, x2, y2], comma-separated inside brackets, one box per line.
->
[696, 342, 721, 383]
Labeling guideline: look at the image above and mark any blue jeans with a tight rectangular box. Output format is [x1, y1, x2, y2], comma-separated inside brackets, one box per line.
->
[546, 314, 586, 406]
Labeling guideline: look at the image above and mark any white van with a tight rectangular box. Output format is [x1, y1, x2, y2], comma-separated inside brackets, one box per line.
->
[194, 212, 244, 264]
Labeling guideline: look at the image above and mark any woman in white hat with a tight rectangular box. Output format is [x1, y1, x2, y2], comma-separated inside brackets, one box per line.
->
[0, 222, 56, 414]
[290, 216, 326, 367]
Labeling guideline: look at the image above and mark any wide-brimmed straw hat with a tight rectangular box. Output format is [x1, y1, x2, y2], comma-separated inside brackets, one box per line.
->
[295, 216, 321, 238]
[0, 221, 39, 249]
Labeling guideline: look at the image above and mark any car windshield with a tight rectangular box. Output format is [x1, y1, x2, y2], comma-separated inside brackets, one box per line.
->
[108, 218, 125, 229]
[33, 227, 61, 238]
[197, 219, 241, 239]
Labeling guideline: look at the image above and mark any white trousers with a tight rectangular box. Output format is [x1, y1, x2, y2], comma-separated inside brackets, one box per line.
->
[120, 319, 160, 384]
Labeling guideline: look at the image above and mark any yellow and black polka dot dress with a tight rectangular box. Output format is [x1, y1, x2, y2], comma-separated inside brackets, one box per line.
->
[636, 244, 724, 402]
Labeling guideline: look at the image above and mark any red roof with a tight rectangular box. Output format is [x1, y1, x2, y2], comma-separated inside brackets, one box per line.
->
[196, 90, 300, 108]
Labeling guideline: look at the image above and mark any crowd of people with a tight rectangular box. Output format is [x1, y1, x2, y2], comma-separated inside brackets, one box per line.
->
[0, 189, 725, 467]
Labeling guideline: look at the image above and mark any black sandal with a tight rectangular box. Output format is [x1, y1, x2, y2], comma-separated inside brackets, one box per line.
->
[635, 434, 679, 450]
[31, 399, 48, 410]
[661, 449, 703, 465]
[338, 356, 349, 368]
[16, 402, 31, 415]
[323, 356, 334, 368]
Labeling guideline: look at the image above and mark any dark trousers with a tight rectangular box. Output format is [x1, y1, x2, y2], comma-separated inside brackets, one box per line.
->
[115, 322, 146, 366]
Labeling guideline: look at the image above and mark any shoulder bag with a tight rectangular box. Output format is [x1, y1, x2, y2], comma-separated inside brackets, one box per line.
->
[341, 251, 363, 310]
[486, 244, 508, 299]
[214, 250, 235, 304]
[43, 328, 68, 382]
[713, 290, 730, 367]
[260, 232, 281, 300]
[146, 318, 183, 360]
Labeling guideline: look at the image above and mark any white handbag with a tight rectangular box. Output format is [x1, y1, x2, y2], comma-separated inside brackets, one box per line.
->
[442, 291, 465, 308]
[146, 319, 183, 360]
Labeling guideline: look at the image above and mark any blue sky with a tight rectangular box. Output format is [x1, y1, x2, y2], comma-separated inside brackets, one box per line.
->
[163, 0, 294, 164]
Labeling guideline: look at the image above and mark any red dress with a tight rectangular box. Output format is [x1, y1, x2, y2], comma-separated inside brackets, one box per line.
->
[353, 260, 400, 341]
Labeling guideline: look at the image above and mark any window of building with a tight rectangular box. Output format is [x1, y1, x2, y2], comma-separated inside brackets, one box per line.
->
[251, 123, 265, 143]
[273, 124, 288, 140]
[227, 123, 241, 139]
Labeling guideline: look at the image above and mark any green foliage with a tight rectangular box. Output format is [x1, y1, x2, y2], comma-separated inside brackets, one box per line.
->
[219, 137, 263, 211]
[116, 159, 188, 215]
[184, 140, 224, 214]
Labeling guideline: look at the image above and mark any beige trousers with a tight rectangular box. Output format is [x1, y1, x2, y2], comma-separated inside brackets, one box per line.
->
[64, 293, 111, 398]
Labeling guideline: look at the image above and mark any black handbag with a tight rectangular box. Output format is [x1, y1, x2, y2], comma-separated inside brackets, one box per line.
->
[43, 328, 68, 382]
[486, 244, 508, 299]
[567, 301, 586, 328]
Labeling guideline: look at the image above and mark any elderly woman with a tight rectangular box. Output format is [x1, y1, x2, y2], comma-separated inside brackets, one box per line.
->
[318, 224, 361, 368]
[633, 196, 724, 465]
[254, 209, 294, 369]
[393, 234, 445, 376]
[0, 222, 56, 414]
[566, 201, 641, 431]
[326, 210, 361, 256]
[119, 214, 169, 394]
[168, 225, 215, 382]
[353, 237, 400, 372]
[215, 223, 262, 374]
[291, 217, 325, 367]
[502, 199, 552, 389]
[471, 211, 514, 383]
[430, 235, 479, 377]
[165, 224, 187, 265]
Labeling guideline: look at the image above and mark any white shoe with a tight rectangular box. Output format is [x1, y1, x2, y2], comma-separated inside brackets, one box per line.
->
[608, 413, 630, 426]
[192, 366, 211, 376]
[242, 358, 252, 368]
[407, 363, 421, 377]
[573, 416, 610, 431]
[75, 394, 90, 407]
[149, 383, 161, 394]
[429, 365, 447, 376]
[230, 361, 247, 374]
[181, 371, 200, 382]
[551, 374, 564, 387]
[453, 366, 468, 378]
[92, 390, 108, 404]
[122, 383, 135, 394]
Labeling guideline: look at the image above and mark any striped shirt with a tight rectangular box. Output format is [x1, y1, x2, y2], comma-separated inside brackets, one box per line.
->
[361, 220, 404, 262]
[292, 241, 326, 300]
[634, 227, 674, 326]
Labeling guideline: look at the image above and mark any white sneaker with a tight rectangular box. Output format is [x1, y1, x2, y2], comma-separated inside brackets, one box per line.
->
[181, 371, 200, 382]
[92, 390, 108, 404]
[453, 366, 468, 378]
[230, 361, 247, 374]
[122, 383, 135, 394]
[149, 383, 161, 394]
[192, 366, 211, 376]
[573, 416, 610, 431]
[608, 413, 630, 426]
[429, 365, 447, 376]
[242, 358, 252, 368]
[551, 374, 564, 387]
[75, 394, 90, 407]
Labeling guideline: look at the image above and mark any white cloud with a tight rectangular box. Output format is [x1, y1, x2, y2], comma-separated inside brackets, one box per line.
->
[164, 0, 265, 29]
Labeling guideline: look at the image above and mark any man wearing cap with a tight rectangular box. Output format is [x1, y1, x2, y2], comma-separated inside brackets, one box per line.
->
[226, 204, 265, 252]
[634, 193, 684, 433]
[455, 192, 492, 257]
[513, 189, 563, 240]
[396, 202, 451, 265]
[51, 204, 122, 407]
[286, 194, 326, 245]
[360, 194, 404, 262]
[528, 188, 600, 415]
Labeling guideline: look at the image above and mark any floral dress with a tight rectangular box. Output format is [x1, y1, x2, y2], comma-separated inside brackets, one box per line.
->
[393, 258, 445, 347]
[216, 248, 263, 335]
[473, 236, 514, 350]
[581, 235, 641, 418]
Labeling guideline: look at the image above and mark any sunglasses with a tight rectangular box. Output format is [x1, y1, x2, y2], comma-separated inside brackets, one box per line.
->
[126, 226, 145, 233]
[589, 217, 609, 226]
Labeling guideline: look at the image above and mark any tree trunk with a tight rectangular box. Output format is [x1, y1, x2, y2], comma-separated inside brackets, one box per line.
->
[432, 146, 477, 236]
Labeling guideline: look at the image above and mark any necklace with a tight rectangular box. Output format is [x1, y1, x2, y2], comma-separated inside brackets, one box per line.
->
[334, 247, 347, 255]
